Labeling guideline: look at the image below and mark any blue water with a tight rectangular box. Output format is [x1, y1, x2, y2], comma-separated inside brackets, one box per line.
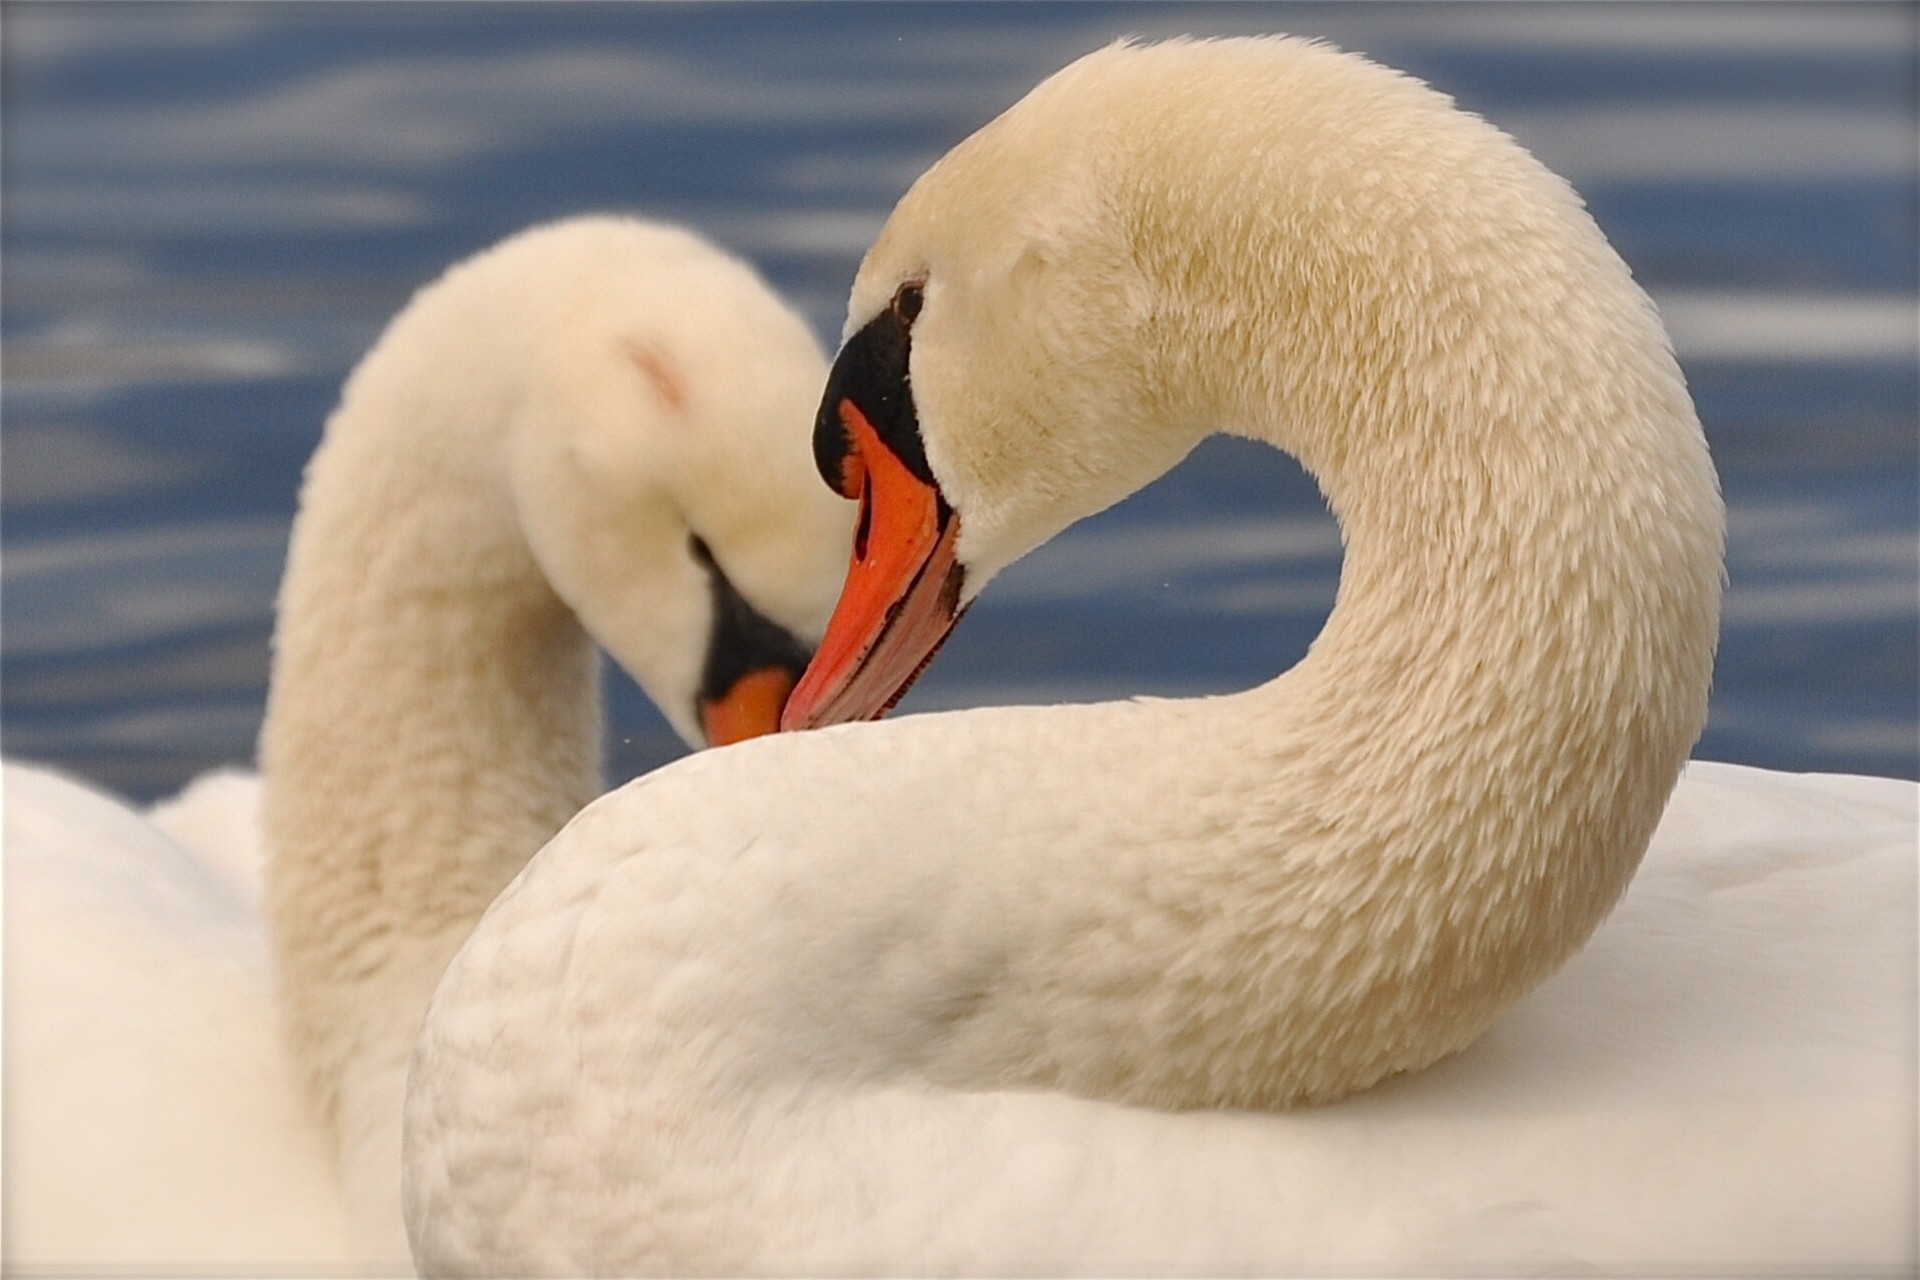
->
[4, 2, 1915, 801]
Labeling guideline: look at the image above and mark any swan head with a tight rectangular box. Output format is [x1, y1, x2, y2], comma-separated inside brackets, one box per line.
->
[489, 218, 857, 746]
[783, 37, 1718, 734]
[782, 42, 1249, 729]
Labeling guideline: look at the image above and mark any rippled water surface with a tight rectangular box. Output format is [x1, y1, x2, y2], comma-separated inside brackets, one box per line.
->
[4, 2, 1916, 800]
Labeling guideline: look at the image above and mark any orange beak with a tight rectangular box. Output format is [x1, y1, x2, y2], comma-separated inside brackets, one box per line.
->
[699, 665, 799, 745]
[780, 400, 966, 731]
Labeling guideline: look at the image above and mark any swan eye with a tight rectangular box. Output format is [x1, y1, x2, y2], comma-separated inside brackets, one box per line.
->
[892, 282, 925, 326]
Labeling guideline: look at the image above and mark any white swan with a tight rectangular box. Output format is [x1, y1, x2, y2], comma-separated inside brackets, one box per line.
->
[2, 214, 852, 1274]
[405, 38, 1917, 1277]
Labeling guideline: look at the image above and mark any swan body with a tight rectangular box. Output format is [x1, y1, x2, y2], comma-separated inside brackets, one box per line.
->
[412, 757, 1915, 1275]
[3, 215, 851, 1273]
[3, 760, 356, 1272]
[406, 39, 1914, 1276]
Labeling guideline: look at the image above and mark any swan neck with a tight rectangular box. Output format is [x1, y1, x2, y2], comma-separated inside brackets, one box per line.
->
[1118, 92, 1726, 781]
[903, 61, 1725, 1106]
[260, 373, 602, 1191]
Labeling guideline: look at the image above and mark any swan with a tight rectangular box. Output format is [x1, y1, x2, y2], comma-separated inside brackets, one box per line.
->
[2, 214, 852, 1274]
[403, 38, 1917, 1276]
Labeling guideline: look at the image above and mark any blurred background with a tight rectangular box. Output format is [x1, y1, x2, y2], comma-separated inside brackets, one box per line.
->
[3, 1, 1915, 802]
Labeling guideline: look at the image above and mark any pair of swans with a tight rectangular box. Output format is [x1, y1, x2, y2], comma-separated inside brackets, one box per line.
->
[8, 36, 1911, 1278]
[5, 216, 852, 1272]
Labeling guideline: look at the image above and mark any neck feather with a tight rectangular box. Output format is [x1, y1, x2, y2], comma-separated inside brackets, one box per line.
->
[260, 386, 601, 1218]
[908, 71, 1725, 1108]
[1063, 89, 1722, 1103]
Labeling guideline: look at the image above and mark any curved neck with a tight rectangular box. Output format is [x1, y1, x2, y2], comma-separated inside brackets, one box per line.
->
[624, 202, 1725, 1122]
[1118, 80, 1724, 836]
[261, 384, 601, 1251]
[1135, 115, 1723, 1103]
[868, 90, 1721, 1112]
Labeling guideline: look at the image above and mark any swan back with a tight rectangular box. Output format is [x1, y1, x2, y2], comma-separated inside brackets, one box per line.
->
[3, 762, 356, 1271]
[146, 766, 266, 909]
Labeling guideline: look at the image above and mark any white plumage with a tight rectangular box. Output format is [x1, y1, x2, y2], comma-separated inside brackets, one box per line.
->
[4, 760, 357, 1273]
[405, 40, 1917, 1276]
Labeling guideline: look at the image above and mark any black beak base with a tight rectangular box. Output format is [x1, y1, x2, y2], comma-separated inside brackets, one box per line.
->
[690, 535, 812, 715]
[814, 304, 936, 497]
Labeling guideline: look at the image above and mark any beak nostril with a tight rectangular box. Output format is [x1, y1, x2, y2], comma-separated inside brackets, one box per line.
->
[852, 482, 873, 563]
